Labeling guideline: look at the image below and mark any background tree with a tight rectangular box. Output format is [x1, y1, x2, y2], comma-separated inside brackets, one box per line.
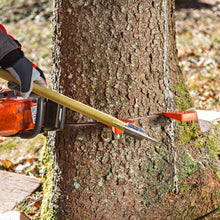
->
[42, 0, 220, 219]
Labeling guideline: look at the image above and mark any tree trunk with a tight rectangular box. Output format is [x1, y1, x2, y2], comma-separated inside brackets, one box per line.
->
[42, 0, 220, 219]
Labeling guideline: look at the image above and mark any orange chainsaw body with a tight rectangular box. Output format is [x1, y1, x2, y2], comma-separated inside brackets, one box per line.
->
[0, 96, 36, 136]
[0, 89, 65, 138]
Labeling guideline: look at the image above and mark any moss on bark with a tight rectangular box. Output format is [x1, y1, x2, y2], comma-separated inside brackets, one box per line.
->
[40, 136, 56, 219]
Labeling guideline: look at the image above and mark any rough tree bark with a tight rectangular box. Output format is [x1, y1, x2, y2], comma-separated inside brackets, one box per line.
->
[42, 0, 220, 219]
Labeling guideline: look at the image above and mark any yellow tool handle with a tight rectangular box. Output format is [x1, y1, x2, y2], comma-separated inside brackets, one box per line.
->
[0, 69, 126, 130]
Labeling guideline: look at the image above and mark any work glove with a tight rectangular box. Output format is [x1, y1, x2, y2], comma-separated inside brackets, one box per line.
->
[0, 49, 46, 98]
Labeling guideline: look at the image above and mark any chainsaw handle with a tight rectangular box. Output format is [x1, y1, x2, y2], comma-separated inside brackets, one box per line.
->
[19, 97, 44, 139]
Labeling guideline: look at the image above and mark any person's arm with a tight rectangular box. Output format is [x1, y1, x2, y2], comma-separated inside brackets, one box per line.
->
[0, 24, 21, 60]
[0, 24, 46, 98]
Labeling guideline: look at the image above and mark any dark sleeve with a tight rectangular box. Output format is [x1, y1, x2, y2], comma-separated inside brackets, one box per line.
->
[0, 24, 20, 61]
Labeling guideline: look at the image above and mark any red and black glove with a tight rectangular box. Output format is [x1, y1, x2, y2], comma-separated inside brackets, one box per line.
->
[0, 24, 46, 98]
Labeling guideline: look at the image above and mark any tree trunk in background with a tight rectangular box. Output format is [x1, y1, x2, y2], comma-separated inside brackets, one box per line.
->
[46, 0, 220, 219]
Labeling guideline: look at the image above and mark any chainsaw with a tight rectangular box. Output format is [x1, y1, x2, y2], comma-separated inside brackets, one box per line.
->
[0, 69, 198, 142]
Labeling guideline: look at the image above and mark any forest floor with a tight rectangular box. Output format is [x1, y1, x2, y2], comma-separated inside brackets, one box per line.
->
[176, 0, 220, 111]
[0, 0, 219, 219]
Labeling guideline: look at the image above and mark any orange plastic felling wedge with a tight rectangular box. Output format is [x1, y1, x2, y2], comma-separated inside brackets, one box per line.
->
[162, 111, 197, 122]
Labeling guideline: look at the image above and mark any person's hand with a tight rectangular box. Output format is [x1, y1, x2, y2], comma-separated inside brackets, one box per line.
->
[6, 56, 46, 98]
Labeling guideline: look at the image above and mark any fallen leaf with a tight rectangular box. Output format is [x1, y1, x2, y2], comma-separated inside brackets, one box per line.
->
[33, 200, 42, 208]
[28, 157, 34, 164]
[27, 212, 36, 216]
[4, 160, 13, 169]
